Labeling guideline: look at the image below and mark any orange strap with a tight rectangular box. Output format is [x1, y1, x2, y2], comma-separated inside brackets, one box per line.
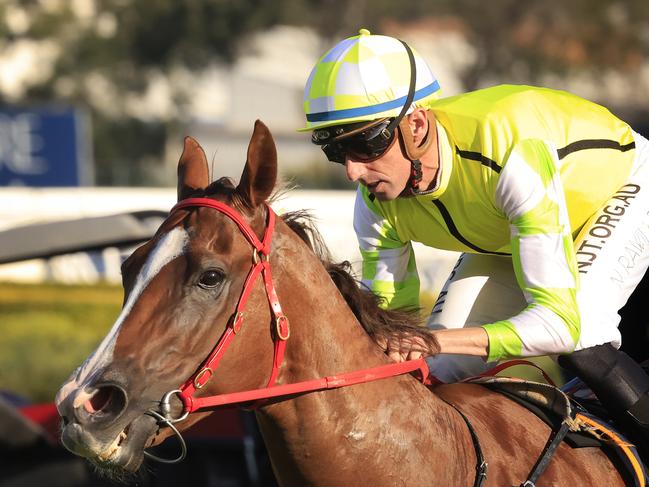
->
[576, 413, 646, 487]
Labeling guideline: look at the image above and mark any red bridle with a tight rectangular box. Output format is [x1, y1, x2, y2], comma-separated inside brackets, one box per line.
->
[161, 197, 431, 422]
[166, 197, 289, 418]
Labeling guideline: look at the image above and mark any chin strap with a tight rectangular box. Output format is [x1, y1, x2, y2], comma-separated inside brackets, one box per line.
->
[387, 39, 426, 195]
[409, 158, 423, 192]
[398, 112, 435, 194]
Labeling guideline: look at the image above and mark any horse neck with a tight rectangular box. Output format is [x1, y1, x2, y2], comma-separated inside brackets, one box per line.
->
[271, 222, 395, 377]
[255, 223, 475, 486]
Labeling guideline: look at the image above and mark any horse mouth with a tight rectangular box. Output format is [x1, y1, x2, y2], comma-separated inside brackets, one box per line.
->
[95, 424, 130, 462]
[62, 414, 159, 473]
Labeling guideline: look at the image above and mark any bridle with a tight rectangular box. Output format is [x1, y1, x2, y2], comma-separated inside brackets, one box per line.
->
[168, 197, 290, 414]
[144, 196, 431, 463]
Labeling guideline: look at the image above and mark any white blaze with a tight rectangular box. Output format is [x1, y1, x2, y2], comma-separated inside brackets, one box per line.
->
[56, 227, 189, 406]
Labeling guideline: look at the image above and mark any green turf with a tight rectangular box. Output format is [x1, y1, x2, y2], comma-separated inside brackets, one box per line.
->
[0, 282, 122, 402]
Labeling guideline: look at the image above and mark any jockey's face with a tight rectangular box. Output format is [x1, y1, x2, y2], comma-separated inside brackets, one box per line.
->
[344, 130, 411, 201]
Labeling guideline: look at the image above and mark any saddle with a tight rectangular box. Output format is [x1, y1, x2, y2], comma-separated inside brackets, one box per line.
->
[469, 376, 648, 487]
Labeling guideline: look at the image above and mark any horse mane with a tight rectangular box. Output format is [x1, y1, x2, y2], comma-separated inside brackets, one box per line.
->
[281, 210, 440, 354]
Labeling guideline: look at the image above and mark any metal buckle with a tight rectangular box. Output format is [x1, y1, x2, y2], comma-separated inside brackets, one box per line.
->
[275, 315, 290, 341]
[193, 368, 212, 389]
[252, 249, 269, 265]
[232, 311, 244, 333]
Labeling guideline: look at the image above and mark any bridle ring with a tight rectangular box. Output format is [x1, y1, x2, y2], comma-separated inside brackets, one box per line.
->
[252, 248, 269, 265]
[160, 389, 190, 424]
[144, 409, 187, 464]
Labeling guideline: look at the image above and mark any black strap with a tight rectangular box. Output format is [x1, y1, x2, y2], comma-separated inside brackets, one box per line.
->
[441, 395, 572, 487]
[440, 398, 488, 487]
[385, 40, 417, 134]
[409, 158, 423, 191]
[520, 420, 572, 487]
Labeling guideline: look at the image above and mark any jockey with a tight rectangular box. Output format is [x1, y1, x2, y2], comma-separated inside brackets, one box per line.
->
[300, 29, 649, 454]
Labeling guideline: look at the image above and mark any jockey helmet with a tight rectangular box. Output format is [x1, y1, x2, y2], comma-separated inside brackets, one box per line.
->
[299, 28, 441, 132]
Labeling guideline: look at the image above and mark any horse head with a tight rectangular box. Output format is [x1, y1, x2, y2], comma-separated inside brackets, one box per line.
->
[55, 121, 285, 473]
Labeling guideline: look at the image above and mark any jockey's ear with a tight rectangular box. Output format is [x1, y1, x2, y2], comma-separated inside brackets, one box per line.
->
[237, 120, 277, 209]
[177, 136, 209, 201]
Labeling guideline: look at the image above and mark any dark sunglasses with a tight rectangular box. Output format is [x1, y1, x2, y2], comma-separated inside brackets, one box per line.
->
[312, 119, 396, 165]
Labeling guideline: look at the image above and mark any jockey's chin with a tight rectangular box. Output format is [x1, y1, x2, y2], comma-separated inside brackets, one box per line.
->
[364, 181, 403, 201]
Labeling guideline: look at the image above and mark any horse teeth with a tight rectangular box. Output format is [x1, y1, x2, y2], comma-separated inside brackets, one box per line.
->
[99, 443, 118, 461]
[98, 430, 126, 461]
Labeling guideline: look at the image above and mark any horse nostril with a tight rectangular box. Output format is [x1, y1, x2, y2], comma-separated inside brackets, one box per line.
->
[82, 384, 127, 421]
[85, 387, 110, 413]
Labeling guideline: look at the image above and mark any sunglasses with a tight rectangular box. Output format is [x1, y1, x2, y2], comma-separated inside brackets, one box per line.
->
[312, 119, 397, 165]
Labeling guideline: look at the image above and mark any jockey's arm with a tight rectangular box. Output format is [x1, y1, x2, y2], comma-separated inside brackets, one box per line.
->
[383, 140, 582, 363]
[431, 327, 490, 356]
[476, 139, 580, 362]
[354, 187, 421, 310]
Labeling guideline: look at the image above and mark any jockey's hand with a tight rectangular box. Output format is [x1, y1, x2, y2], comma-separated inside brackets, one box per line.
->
[376, 334, 430, 363]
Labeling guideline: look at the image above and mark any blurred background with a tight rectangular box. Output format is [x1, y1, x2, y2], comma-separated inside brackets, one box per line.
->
[1, 1, 648, 486]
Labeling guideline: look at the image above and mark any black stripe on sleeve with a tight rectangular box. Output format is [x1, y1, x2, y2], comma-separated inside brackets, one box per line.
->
[431, 200, 510, 255]
[557, 139, 635, 160]
[455, 147, 502, 173]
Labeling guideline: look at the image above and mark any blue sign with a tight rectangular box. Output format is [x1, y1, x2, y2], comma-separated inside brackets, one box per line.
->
[0, 107, 91, 186]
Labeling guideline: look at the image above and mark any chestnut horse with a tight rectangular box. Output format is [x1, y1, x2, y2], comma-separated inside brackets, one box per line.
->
[56, 121, 627, 486]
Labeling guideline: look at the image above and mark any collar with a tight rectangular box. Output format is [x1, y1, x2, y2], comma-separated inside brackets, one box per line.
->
[415, 120, 453, 200]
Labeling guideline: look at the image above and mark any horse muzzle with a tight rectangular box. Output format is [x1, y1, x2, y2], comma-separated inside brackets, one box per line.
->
[56, 378, 159, 472]
[61, 414, 158, 472]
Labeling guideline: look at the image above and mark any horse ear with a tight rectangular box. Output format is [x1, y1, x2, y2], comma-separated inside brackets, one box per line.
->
[177, 136, 209, 201]
[237, 120, 277, 208]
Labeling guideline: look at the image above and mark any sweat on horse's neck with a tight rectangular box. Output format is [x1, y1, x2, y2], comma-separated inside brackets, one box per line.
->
[253, 222, 476, 487]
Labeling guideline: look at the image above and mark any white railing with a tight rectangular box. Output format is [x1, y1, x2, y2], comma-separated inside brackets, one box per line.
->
[0, 187, 458, 294]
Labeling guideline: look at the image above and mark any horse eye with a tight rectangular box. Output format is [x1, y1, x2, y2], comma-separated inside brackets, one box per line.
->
[198, 269, 224, 289]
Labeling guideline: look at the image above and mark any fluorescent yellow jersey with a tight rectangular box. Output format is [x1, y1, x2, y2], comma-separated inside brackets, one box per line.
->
[354, 84, 637, 361]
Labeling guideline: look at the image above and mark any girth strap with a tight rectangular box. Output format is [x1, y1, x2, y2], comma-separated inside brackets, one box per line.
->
[438, 396, 488, 487]
[520, 420, 572, 487]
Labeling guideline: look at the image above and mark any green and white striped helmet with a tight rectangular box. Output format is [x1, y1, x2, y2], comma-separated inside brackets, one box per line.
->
[299, 28, 441, 132]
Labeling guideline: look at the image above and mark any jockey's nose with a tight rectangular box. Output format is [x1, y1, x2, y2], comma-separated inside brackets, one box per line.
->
[58, 382, 128, 427]
[345, 156, 367, 183]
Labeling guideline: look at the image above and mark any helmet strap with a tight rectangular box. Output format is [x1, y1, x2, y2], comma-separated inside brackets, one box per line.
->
[397, 112, 435, 195]
[385, 40, 417, 134]
[409, 158, 423, 192]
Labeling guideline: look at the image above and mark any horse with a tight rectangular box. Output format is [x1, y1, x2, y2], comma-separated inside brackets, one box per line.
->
[55, 121, 628, 486]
